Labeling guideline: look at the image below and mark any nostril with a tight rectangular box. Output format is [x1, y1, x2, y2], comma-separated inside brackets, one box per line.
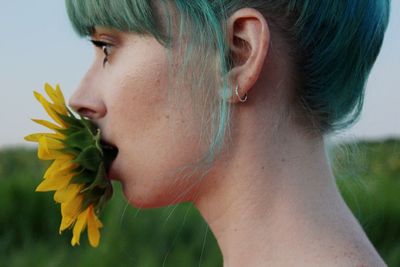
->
[76, 108, 99, 119]
[68, 88, 107, 119]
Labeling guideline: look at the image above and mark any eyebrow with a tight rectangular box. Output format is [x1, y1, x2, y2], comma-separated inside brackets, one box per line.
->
[91, 26, 119, 38]
[88, 26, 97, 37]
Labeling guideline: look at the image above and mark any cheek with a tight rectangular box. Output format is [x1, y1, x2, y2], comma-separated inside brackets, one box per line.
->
[104, 62, 208, 207]
[120, 164, 204, 209]
[105, 56, 168, 133]
[104, 37, 169, 130]
[116, 107, 207, 208]
[124, 85, 205, 169]
[116, 126, 207, 210]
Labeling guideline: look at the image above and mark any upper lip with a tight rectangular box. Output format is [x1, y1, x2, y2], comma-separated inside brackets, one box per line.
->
[92, 123, 118, 153]
[97, 127, 116, 149]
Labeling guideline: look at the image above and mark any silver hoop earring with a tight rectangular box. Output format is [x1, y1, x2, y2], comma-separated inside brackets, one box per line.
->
[235, 84, 247, 102]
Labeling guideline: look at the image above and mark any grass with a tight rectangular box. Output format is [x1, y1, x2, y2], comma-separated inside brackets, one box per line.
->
[0, 138, 399, 266]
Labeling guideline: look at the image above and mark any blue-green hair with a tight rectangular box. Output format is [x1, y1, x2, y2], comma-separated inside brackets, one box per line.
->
[65, 0, 391, 170]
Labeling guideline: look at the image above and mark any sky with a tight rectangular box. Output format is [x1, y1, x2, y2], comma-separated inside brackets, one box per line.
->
[0, 1, 399, 148]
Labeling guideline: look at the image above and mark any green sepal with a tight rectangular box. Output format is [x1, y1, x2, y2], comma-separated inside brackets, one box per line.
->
[67, 107, 77, 118]
[58, 113, 83, 128]
[79, 116, 98, 136]
[80, 186, 109, 212]
[73, 146, 101, 171]
[58, 146, 80, 156]
[70, 170, 96, 185]
[80, 163, 108, 193]
[64, 129, 94, 150]
[93, 129, 103, 157]
[58, 126, 81, 136]
[95, 185, 113, 215]
[80, 191, 102, 212]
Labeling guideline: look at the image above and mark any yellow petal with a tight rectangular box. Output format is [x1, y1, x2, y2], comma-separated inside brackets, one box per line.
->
[32, 119, 63, 131]
[71, 207, 89, 246]
[59, 216, 75, 234]
[58, 160, 77, 172]
[52, 104, 68, 117]
[45, 83, 66, 106]
[44, 136, 64, 150]
[34, 91, 66, 126]
[44, 83, 60, 104]
[55, 84, 66, 106]
[61, 195, 83, 219]
[40, 88, 67, 116]
[54, 184, 82, 203]
[38, 136, 70, 160]
[38, 149, 71, 160]
[24, 133, 64, 143]
[44, 84, 68, 115]
[38, 136, 49, 156]
[44, 159, 66, 179]
[35, 172, 74, 192]
[87, 206, 102, 247]
[44, 161, 59, 178]
[44, 159, 76, 180]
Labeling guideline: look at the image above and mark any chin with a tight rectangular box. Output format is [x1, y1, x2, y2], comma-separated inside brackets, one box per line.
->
[120, 181, 174, 209]
[120, 178, 195, 209]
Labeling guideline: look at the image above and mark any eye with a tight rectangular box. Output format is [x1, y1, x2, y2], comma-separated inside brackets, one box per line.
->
[90, 39, 113, 67]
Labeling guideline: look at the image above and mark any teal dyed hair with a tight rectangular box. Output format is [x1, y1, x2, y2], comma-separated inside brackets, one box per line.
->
[65, 0, 391, 170]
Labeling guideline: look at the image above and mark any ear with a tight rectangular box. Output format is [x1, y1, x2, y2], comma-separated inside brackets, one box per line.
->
[225, 8, 270, 103]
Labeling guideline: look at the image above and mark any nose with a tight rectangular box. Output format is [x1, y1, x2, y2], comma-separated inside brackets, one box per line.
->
[68, 73, 106, 120]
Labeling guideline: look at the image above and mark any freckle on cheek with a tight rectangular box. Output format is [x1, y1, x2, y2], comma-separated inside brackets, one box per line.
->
[165, 115, 170, 119]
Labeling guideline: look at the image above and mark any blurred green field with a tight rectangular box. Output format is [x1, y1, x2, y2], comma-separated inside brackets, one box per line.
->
[0, 138, 399, 267]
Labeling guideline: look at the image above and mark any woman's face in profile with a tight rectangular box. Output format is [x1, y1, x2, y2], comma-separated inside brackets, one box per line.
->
[69, 27, 206, 208]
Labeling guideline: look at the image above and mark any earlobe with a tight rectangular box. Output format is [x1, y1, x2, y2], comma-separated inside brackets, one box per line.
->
[225, 8, 270, 103]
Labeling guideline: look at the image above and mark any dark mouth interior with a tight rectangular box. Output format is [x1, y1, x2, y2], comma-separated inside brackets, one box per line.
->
[100, 141, 119, 173]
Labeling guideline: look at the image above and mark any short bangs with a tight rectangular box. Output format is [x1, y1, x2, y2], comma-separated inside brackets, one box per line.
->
[65, 0, 169, 45]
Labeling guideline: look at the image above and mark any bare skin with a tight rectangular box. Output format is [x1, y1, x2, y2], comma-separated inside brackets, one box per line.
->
[69, 6, 386, 267]
[193, 8, 386, 267]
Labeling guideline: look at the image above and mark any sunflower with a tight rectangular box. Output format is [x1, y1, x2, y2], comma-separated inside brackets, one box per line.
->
[25, 83, 117, 247]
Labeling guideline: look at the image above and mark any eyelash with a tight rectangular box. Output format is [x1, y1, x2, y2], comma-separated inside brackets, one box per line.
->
[90, 40, 113, 67]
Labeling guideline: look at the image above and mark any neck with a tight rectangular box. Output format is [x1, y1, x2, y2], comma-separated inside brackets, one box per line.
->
[192, 116, 382, 266]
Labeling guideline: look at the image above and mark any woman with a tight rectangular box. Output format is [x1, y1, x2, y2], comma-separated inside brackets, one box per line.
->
[66, 0, 390, 266]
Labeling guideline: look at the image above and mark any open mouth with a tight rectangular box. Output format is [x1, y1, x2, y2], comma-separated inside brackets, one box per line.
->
[100, 140, 119, 175]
